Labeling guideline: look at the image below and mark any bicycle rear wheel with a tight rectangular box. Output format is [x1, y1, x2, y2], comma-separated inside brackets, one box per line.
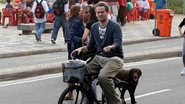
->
[58, 85, 85, 104]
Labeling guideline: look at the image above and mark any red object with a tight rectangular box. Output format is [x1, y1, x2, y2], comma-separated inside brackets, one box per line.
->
[148, 0, 156, 16]
[118, 0, 126, 7]
[126, 8, 136, 23]
[13, 9, 27, 25]
[0, 12, 1, 24]
[156, 9, 174, 37]
[134, 7, 140, 21]
[2, 8, 14, 26]
[35, 0, 45, 19]
[142, 10, 150, 20]
[24, 11, 34, 23]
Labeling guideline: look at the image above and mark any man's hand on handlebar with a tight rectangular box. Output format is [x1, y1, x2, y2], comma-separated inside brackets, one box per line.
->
[71, 47, 83, 59]
[103, 45, 115, 53]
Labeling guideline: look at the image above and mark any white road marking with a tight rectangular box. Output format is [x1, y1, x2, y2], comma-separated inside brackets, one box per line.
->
[125, 89, 171, 101]
[144, 45, 166, 49]
[125, 57, 180, 67]
[0, 73, 62, 87]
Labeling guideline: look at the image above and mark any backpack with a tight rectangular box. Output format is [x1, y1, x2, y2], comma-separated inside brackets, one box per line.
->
[35, 0, 45, 19]
[52, 0, 65, 16]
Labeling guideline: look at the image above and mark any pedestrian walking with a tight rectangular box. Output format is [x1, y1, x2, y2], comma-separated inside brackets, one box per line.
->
[51, 0, 68, 44]
[31, 0, 49, 41]
[117, 0, 127, 26]
[179, 18, 185, 75]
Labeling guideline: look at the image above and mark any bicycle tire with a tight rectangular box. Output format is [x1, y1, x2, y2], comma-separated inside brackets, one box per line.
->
[58, 85, 86, 104]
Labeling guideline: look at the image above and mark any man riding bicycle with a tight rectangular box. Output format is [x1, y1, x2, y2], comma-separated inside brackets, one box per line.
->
[71, 1, 124, 104]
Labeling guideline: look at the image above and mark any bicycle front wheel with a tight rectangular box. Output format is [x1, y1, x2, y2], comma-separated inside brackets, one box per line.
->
[58, 85, 86, 104]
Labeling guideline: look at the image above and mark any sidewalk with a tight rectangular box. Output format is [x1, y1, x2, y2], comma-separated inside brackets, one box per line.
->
[0, 14, 183, 58]
[0, 4, 184, 80]
[0, 2, 183, 58]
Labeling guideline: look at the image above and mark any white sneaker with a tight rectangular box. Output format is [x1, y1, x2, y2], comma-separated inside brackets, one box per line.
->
[180, 68, 185, 76]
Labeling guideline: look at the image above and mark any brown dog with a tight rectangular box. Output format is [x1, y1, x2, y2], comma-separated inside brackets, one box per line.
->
[115, 68, 142, 104]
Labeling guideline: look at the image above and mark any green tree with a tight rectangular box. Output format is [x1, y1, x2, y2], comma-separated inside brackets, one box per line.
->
[167, 0, 183, 14]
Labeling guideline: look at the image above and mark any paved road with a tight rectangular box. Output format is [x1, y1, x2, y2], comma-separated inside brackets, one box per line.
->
[124, 37, 182, 53]
[0, 57, 184, 104]
[0, 38, 182, 81]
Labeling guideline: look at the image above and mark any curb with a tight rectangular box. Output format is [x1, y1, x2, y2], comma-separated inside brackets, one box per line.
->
[123, 36, 180, 45]
[124, 47, 182, 63]
[0, 47, 181, 81]
[0, 63, 62, 81]
[0, 47, 67, 59]
[0, 36, 180, 59]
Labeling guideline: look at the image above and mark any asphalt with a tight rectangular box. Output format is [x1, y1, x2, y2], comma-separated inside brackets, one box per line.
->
[0, 4, 184, 81]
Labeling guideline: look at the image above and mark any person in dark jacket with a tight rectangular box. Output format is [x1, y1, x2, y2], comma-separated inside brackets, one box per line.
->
[64, 5, 91, 100]
[71, 2, 124, 104]
[117, 0, 126, 26]
[67, 5, 91, 58]
[51, 0, 68, 44]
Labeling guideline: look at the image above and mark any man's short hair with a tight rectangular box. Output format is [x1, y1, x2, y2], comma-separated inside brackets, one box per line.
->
[94, 1, 109, 12]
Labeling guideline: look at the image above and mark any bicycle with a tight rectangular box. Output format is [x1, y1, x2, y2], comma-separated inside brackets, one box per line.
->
[57, 60, 139, 104]
[58, 53, 141, 104]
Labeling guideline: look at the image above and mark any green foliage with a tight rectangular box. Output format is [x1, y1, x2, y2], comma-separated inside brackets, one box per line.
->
[167, 0, 184, 14]
[0, 0, 6, 3]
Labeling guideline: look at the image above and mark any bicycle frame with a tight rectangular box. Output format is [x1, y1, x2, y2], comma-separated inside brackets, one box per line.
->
[77, 73, 101, 104]
[77, 74, 131, 104]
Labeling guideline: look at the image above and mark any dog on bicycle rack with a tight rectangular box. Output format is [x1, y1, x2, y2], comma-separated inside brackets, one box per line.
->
[115, 68, 142, 104]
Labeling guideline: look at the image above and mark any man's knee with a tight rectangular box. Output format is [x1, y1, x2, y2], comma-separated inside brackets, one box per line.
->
[98, 73, 106, 81]
[108, 58, 123, 69]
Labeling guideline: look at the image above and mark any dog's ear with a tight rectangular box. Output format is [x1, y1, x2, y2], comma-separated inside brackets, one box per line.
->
[130, 68, 142, 77]
[138, 69, 142, 77]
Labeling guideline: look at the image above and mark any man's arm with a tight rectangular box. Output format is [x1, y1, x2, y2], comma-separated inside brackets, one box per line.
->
[104, 23, 122, 52]
[71, 46, 88, 58]
[113, 23, 122, 48]
[103, 44, 116, 52]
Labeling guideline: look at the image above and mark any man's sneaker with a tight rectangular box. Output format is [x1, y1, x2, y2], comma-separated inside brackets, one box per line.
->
[51, 39, 56, 44]
[180, 68, 185, 76]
